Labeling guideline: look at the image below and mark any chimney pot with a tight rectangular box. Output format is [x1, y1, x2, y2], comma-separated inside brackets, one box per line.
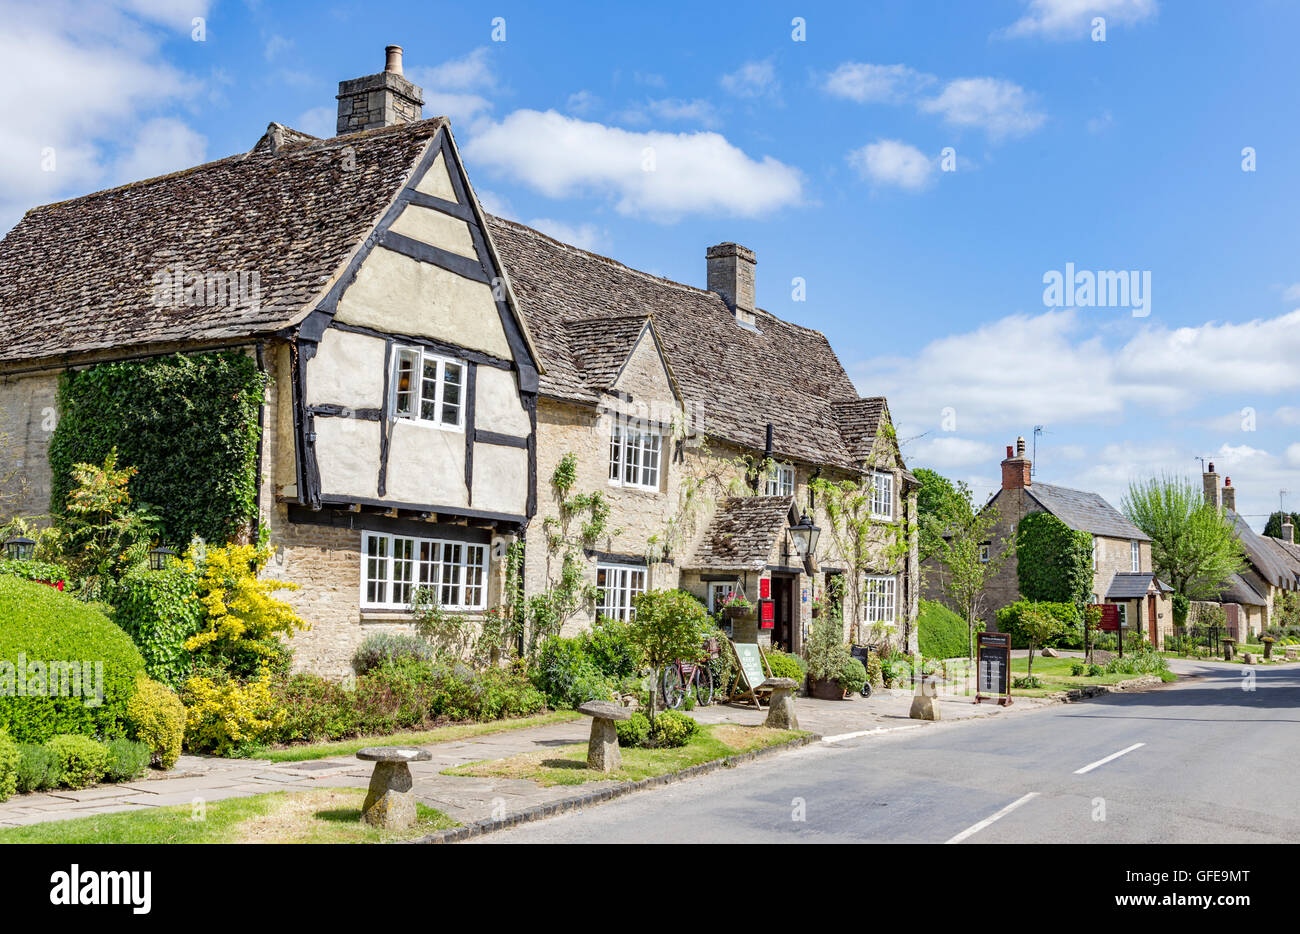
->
[1284, 519, 1296, 544]
[385, 45, 404, 75]
[1001, 439, 1032, 491]
[1006, 445, 1013, 458]
[706, 242, 757, 328]
[1222, 478, 1236, 511]
[1016, 436, 1026, 457]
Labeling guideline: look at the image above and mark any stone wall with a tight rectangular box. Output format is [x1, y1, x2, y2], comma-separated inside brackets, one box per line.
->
[0, 370, 59, 521]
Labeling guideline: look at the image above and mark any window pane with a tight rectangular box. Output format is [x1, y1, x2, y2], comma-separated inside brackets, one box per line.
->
[365, 535, 388, 605]
[464, 545, 485, 607]
[441, 362, 463, 425]
[394, 352, 417, 418]
[624, 432, 641, 484]
[609, 424, 621, 481]
[420, 357, 439, 421]
[641, 434, 660, 487]
[441, 542, 462, 606]
[392, 537, 415, 605]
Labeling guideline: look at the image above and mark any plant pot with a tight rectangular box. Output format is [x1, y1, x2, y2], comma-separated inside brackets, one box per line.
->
[806, 676, 847, 700]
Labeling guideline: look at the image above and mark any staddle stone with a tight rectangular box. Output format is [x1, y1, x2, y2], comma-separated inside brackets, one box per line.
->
[577, 700, 633, 721]
[761, 677, 799, 730]
[356, 746, 430, 829]
[909, 694, 941, 721]
[578, 700, 632, 773]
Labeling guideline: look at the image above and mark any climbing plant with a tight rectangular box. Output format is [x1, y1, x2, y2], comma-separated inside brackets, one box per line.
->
[49, 350, 266, 548]
[1016, 511, 1093, 606]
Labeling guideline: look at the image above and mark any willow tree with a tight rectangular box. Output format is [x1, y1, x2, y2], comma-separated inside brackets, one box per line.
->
[1122, 475, 1245, 599]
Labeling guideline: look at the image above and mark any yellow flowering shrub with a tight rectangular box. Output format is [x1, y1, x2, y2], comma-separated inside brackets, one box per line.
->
[181, 673, 284, 756]
[126, 676, 186, 769]
[183, 542, 308, 675]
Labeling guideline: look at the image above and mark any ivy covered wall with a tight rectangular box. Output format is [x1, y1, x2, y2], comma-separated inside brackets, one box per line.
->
[48, 350, 266, 547]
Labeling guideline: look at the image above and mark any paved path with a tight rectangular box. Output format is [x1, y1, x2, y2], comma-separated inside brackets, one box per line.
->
[475, 660, 1300, 844]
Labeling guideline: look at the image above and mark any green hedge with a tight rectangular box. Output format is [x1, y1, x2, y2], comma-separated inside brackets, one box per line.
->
[0, 576, 146, 742]
[995, 600, 1083, 649]
[918, 599, 969, 659]
[110, 567, 203, 690]
[48, 350, 265, 546]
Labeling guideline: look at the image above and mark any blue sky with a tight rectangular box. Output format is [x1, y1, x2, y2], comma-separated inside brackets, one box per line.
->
[5, 0, 1299, 528]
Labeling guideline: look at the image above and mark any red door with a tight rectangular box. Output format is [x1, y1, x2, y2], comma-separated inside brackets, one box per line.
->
[1147, 594, 1158, 646]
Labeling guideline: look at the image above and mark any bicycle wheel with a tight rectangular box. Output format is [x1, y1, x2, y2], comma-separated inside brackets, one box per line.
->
[694, 665, 714, 706]
[661, 665, 685, 710]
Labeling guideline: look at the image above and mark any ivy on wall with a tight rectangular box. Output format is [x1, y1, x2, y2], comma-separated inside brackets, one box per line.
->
[1016, 511, 1094, 606]
[48, 351, 266, 547]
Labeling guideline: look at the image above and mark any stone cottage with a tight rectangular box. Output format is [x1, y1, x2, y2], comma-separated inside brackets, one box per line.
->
[924, 438, 1174, 647]
[0, 47, 917, 677]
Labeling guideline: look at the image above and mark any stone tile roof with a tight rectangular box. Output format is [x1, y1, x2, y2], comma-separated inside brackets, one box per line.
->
[685, 495, 795, 571]
[1105, 571, 1172, 599]
[0, 118, 446, 366]
[1025, 482, 1150, 541]
[564, 315, 651, 393]
[486, 217, 876, 470]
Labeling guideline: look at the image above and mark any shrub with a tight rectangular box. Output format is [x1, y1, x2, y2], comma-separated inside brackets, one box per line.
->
[351, 633, 437, 675]
[1012, 675, 1042, 689]
[473, 664, 546, 721]
[996, 600, 1083, 650]
[181, 671, 284, 757]
[0, 729, 18, 801]
[1105, 647, 1169, 677]
[14, 743, 58, 793]
[806, 613, 852, 683]
[0, 558, 70, 588]
[649, 710, 699, 748]
[865, 652, 883, 687]
[0, 575, 147, 743]
[125, 676, 186, 769]
[274, 673, 358, 743]
[47, 734, 110, 789]
[616, 711, 651, 747]
[764, 649, 807, 683]
[836, 656, 868, 694]
[1071, 662, 1086, 676]
[531, 636, 613, 709]
[918, 600, 970, 660]
[104, 738, 151, 782]
[1087, 663, 1104, 677]
[111, 566, 203, 689]
[581, 617, 639, 679]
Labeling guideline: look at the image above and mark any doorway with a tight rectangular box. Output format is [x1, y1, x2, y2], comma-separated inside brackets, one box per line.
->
[1148, 594, 1158, 646]
[770, 574, 796, 653]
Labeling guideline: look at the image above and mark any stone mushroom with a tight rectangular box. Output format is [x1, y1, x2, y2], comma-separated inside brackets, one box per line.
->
[909, 674, 942, 721]
[761, 677, 800, 730]
[577, 700, 633, 772]
[356, 746, 432, 829]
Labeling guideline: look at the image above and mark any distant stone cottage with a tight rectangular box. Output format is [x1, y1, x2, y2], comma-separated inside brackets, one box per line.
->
[0, 47, 917, 677]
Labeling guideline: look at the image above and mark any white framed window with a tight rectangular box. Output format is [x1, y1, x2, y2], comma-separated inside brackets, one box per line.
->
[870, 471, 893, 520]
[391, 346, 464, 429]
[596, 563, 647, 620]
[707, 581, 737, 612]
[978, 543, 990, 564]
[1131, 541, 1141, 572]
[361, 531, 487, 610]
[608, 421, 662, 490]
[864, 574, 896, 625]
[764, 463, 795, 496]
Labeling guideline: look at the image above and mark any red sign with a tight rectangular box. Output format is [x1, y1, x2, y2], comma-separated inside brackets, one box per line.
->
[1091, 603, 1119, 631]
[759, 599, 774, 628]
[759, 578, 771, 600]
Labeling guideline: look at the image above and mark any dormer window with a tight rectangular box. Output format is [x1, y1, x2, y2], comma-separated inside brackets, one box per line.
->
[870, 470, 893, 520]
[392, 346, 464, 429]
[764, 463, 795, 496]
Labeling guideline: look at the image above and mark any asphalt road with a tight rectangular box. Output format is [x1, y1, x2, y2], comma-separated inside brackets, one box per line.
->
[476, 661, 1300, 844]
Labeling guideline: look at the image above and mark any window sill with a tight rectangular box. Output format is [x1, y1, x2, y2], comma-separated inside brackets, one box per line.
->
[361, 608, 485, 622]
[390, 416, 465, 434]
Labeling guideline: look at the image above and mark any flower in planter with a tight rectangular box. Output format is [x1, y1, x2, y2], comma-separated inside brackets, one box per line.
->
[719, 591, 753, 614]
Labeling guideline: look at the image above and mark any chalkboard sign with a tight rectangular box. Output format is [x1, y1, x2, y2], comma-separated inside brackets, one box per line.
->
[976, 632, 1012, 706]
[733, 642, 767, 691]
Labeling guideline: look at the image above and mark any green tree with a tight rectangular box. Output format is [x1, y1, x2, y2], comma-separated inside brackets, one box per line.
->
[57, 449, 158, 600]
[1016, 512, 1093, 606]
[924, 474, 1015, 658]
[1263, 511, 1300, 540]
[1122, 475, 1246, 599]
[914, 467, 965, 562]
[1019, 603, 1065, 678]
[626, 589, 713, 723]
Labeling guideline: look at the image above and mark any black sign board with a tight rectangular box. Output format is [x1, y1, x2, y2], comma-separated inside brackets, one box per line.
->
[976, 631, 1013, 706]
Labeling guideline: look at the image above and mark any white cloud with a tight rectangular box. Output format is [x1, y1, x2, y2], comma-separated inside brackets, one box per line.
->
[848, 139, 934, 190]
[1282, 282, 1300, 303]
[823, 63, 934, 104]
[409, 47, 498, 129]
[642, 98, 718, 126]
[720, 59, 778, 99]
[527, 217, 610, 253]
[1002, 0, 1158, 39]
[295, 106, 336, 139]
[907, 436, 1001, 470]
[919, 78, 1045, 139]
[1287, 444, 1300, 468]
[566, 90, 599, 115]
[113, 116, 205, 182]
[0, 1, 207, 232]
[465, 109, 802, 221]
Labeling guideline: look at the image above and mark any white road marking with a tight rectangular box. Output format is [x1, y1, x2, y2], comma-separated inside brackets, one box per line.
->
[820, 724, 923, 744]
[944, 792, 1040, 844]
[1073, 742, 1145, 774]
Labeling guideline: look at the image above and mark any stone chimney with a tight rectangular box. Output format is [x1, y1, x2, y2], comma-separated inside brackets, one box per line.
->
[706, 243, 757, 328]
[1203, 462, 1221, 511]
[1284, 518, 1296, 543]
[1001, 437, 1032, 491]
[336, 45, 424, 136]
[1222, 477, 1236, 512]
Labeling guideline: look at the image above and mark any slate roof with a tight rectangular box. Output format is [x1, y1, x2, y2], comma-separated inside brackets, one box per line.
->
[1024, 482, 1150, 541]
[1106, 572, 1172, 599]
[486, 217, 879, 470]
[685, 496, 796, 571]
[0, 118, 447, 366]
[1228, 511, 1298, 590]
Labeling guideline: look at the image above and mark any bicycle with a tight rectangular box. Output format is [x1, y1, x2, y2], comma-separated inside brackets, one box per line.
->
[661, 654, 715, 709]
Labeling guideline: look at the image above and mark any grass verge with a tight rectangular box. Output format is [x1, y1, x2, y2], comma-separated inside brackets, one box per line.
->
[259, 710, 582, 763]
[444, 723, 806, 787]
[1010, 655, 1172, 697]
[0, 788, 458, 844]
